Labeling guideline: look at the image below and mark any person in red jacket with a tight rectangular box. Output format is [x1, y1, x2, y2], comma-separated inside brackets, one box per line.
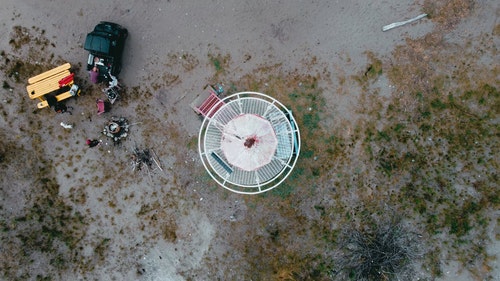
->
[86, 139, 101, 148]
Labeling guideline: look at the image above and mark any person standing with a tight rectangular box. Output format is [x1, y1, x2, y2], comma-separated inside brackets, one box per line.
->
[86, 139, 101, 148]
[89, 66, 99, 84]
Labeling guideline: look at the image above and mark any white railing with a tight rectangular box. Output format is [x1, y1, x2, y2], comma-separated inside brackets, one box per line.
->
[198, 92, 301, 194]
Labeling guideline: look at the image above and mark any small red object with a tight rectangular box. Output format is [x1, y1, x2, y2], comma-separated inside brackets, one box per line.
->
[59, 73, 75, 87]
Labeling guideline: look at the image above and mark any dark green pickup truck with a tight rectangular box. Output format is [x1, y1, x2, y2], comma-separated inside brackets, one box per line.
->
[84, 21, 128, 83]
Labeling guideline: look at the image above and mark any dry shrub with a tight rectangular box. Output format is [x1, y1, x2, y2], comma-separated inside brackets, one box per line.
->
[422, 0, 475, 30]
[335, 216, 423, 281]
[387, 32, 445, 97]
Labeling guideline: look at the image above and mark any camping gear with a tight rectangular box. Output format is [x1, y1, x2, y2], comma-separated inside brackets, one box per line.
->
[96, 99, 110, 115]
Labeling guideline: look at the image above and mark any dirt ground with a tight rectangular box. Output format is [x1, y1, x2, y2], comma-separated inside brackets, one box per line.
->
[0, 0, 499, 280]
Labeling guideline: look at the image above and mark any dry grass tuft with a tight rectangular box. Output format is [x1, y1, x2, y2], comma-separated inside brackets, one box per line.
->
[423, 0, 475, 30]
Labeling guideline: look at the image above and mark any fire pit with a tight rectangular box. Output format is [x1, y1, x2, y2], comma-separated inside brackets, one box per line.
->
[103, 116, 129, 143]
[107, 122, 121, 134]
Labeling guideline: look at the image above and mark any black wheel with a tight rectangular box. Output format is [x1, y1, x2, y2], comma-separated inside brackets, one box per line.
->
[113, 63, 122, 76]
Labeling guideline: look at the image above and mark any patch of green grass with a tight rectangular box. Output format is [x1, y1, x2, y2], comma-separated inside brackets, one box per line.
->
[430, 98, 447, 110]
[425, 249, 443, 277]
[365, 52, 383, 79]
[266, 167, 305, 198]
[287, 90, 300, 101]
[444, 200, 481, 237]
[313, 205, 326, 216]
[269, 182, 295, 199]
[300, 150, 314, 159]
[187, 136, 197, 149]
[302, 111, 320, 132]
[376, 130, 391, 141]
[36, 275, 53, 281]
[49, 254, 66, 269]
[211, 58, 222, 71]
[208, 53, 231, 78]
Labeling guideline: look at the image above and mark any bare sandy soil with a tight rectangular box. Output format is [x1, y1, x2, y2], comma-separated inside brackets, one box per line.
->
[0, 0, 499, 280]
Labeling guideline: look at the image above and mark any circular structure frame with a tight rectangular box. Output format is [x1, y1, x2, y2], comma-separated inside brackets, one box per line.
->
[198, 92, 300, 194]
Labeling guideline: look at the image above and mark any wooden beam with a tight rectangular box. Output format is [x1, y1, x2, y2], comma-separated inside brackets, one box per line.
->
[27, 63, 71, 85]
[27, 70, 71, 99]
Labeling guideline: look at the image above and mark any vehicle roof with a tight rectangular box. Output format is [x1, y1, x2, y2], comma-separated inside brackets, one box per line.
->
[84, 34, 112, 55]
